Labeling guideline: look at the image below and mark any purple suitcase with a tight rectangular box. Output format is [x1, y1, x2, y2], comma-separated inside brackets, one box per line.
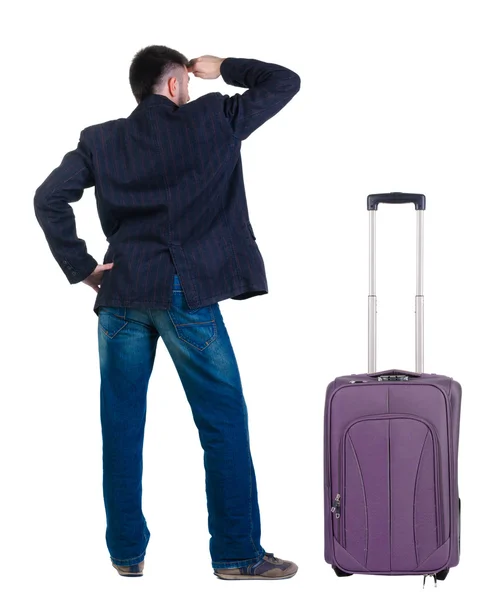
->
[324, 193, 462, 586]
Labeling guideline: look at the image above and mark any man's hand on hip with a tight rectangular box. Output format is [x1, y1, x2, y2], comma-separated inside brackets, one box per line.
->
[187, 55, 225, 80]
[83, 263, 114, 293]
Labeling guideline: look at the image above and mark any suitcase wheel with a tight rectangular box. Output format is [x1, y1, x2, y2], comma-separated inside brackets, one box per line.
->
[435, 568, 450, 581]
[332, 566, 353, 577]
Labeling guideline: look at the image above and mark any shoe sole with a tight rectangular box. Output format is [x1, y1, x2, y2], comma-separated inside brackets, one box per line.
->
[214, 570, 298, 580]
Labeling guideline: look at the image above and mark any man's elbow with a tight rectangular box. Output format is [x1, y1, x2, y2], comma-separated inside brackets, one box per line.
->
[33, 188, 50, 222]
[33, 191, 44, 215]
[291, 72, 301, 92]
[283, 71, 301, 96]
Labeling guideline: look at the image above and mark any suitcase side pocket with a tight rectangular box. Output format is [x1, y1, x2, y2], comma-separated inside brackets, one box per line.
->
[336, 414, 444, 573]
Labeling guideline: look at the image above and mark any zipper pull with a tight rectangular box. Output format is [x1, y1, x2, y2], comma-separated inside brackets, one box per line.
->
[331, 493, 341, 518]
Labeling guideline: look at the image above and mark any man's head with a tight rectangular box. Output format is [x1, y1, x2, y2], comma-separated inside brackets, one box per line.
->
[129, 45, 190, 105]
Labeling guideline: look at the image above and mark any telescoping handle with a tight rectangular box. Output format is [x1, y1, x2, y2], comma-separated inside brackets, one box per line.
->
[367, 192, 426, 211]
[366, 192, 426, 374]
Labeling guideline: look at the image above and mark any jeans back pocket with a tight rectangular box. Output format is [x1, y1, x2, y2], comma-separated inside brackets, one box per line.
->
[168, 291, 217, 351]
[98, 307, 128, 339]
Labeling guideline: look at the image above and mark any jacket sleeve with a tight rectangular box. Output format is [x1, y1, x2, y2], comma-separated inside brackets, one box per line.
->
[33, 129, 98, 284]
[219, 57, 301, 141]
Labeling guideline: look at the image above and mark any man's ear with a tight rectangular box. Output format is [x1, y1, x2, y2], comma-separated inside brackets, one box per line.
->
[168, 76, 177, 97]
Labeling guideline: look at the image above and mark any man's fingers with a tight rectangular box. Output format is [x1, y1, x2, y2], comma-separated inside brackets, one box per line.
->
[100, 262, 114, 270]
[187, 58, 200, 71]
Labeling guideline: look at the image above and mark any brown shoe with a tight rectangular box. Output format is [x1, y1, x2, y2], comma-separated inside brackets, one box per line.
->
[214, 553, 298, 580]
[112, 560, 144, 576]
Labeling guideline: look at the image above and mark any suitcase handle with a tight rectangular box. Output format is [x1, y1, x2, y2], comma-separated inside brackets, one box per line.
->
[367, 192, 426, 211]
[368, 369, 421, 378]
[367, 369, 422, 381]
[368, 193, 425, 374]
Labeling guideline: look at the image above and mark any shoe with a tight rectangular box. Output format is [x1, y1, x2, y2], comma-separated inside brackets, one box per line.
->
[214, 553, 298, 580]
[112, 560, 144, 577]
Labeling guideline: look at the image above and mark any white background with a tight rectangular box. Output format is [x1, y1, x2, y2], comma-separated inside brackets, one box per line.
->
[2, 0, 487, 598]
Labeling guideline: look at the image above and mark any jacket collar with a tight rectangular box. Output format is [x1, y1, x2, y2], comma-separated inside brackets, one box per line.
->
[130, 94, 178, 116]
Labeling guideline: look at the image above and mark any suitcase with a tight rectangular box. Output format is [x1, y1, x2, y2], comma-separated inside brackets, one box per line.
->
[324, 193, 462, 587]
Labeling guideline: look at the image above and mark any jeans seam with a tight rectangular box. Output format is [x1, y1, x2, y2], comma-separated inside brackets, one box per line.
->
[246, 399, 259, 555]
[148, 307, 158, 330]
[212, 551, 265, 569]
[110, 549, 146, 563]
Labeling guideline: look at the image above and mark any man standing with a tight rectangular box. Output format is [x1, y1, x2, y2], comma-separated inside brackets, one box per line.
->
[34, 46, 300, 580]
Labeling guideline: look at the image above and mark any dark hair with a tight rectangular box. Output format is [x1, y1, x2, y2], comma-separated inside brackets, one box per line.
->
[129, 45, 189, 103]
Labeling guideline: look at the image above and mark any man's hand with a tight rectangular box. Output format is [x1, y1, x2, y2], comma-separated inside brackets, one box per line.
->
[83, 263, 114, 293]
[187, 55, 225, 80]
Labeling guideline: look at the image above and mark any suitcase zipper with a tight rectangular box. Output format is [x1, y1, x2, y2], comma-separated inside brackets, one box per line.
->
[331, 492, 342, 545]
[338, 433, 345, 546]
[331, 493, 341, 518]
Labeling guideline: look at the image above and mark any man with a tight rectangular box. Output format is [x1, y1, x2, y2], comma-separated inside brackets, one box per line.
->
[33, 46, 301, 580]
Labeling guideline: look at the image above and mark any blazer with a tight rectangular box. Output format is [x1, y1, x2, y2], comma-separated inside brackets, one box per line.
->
[33, 57, 301, 315]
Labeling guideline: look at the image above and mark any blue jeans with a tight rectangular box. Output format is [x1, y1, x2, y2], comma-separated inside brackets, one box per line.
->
[97, 274, 266, 569]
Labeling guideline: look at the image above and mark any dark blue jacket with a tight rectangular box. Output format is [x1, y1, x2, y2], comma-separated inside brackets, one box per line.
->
[34, 57, 301, 315]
